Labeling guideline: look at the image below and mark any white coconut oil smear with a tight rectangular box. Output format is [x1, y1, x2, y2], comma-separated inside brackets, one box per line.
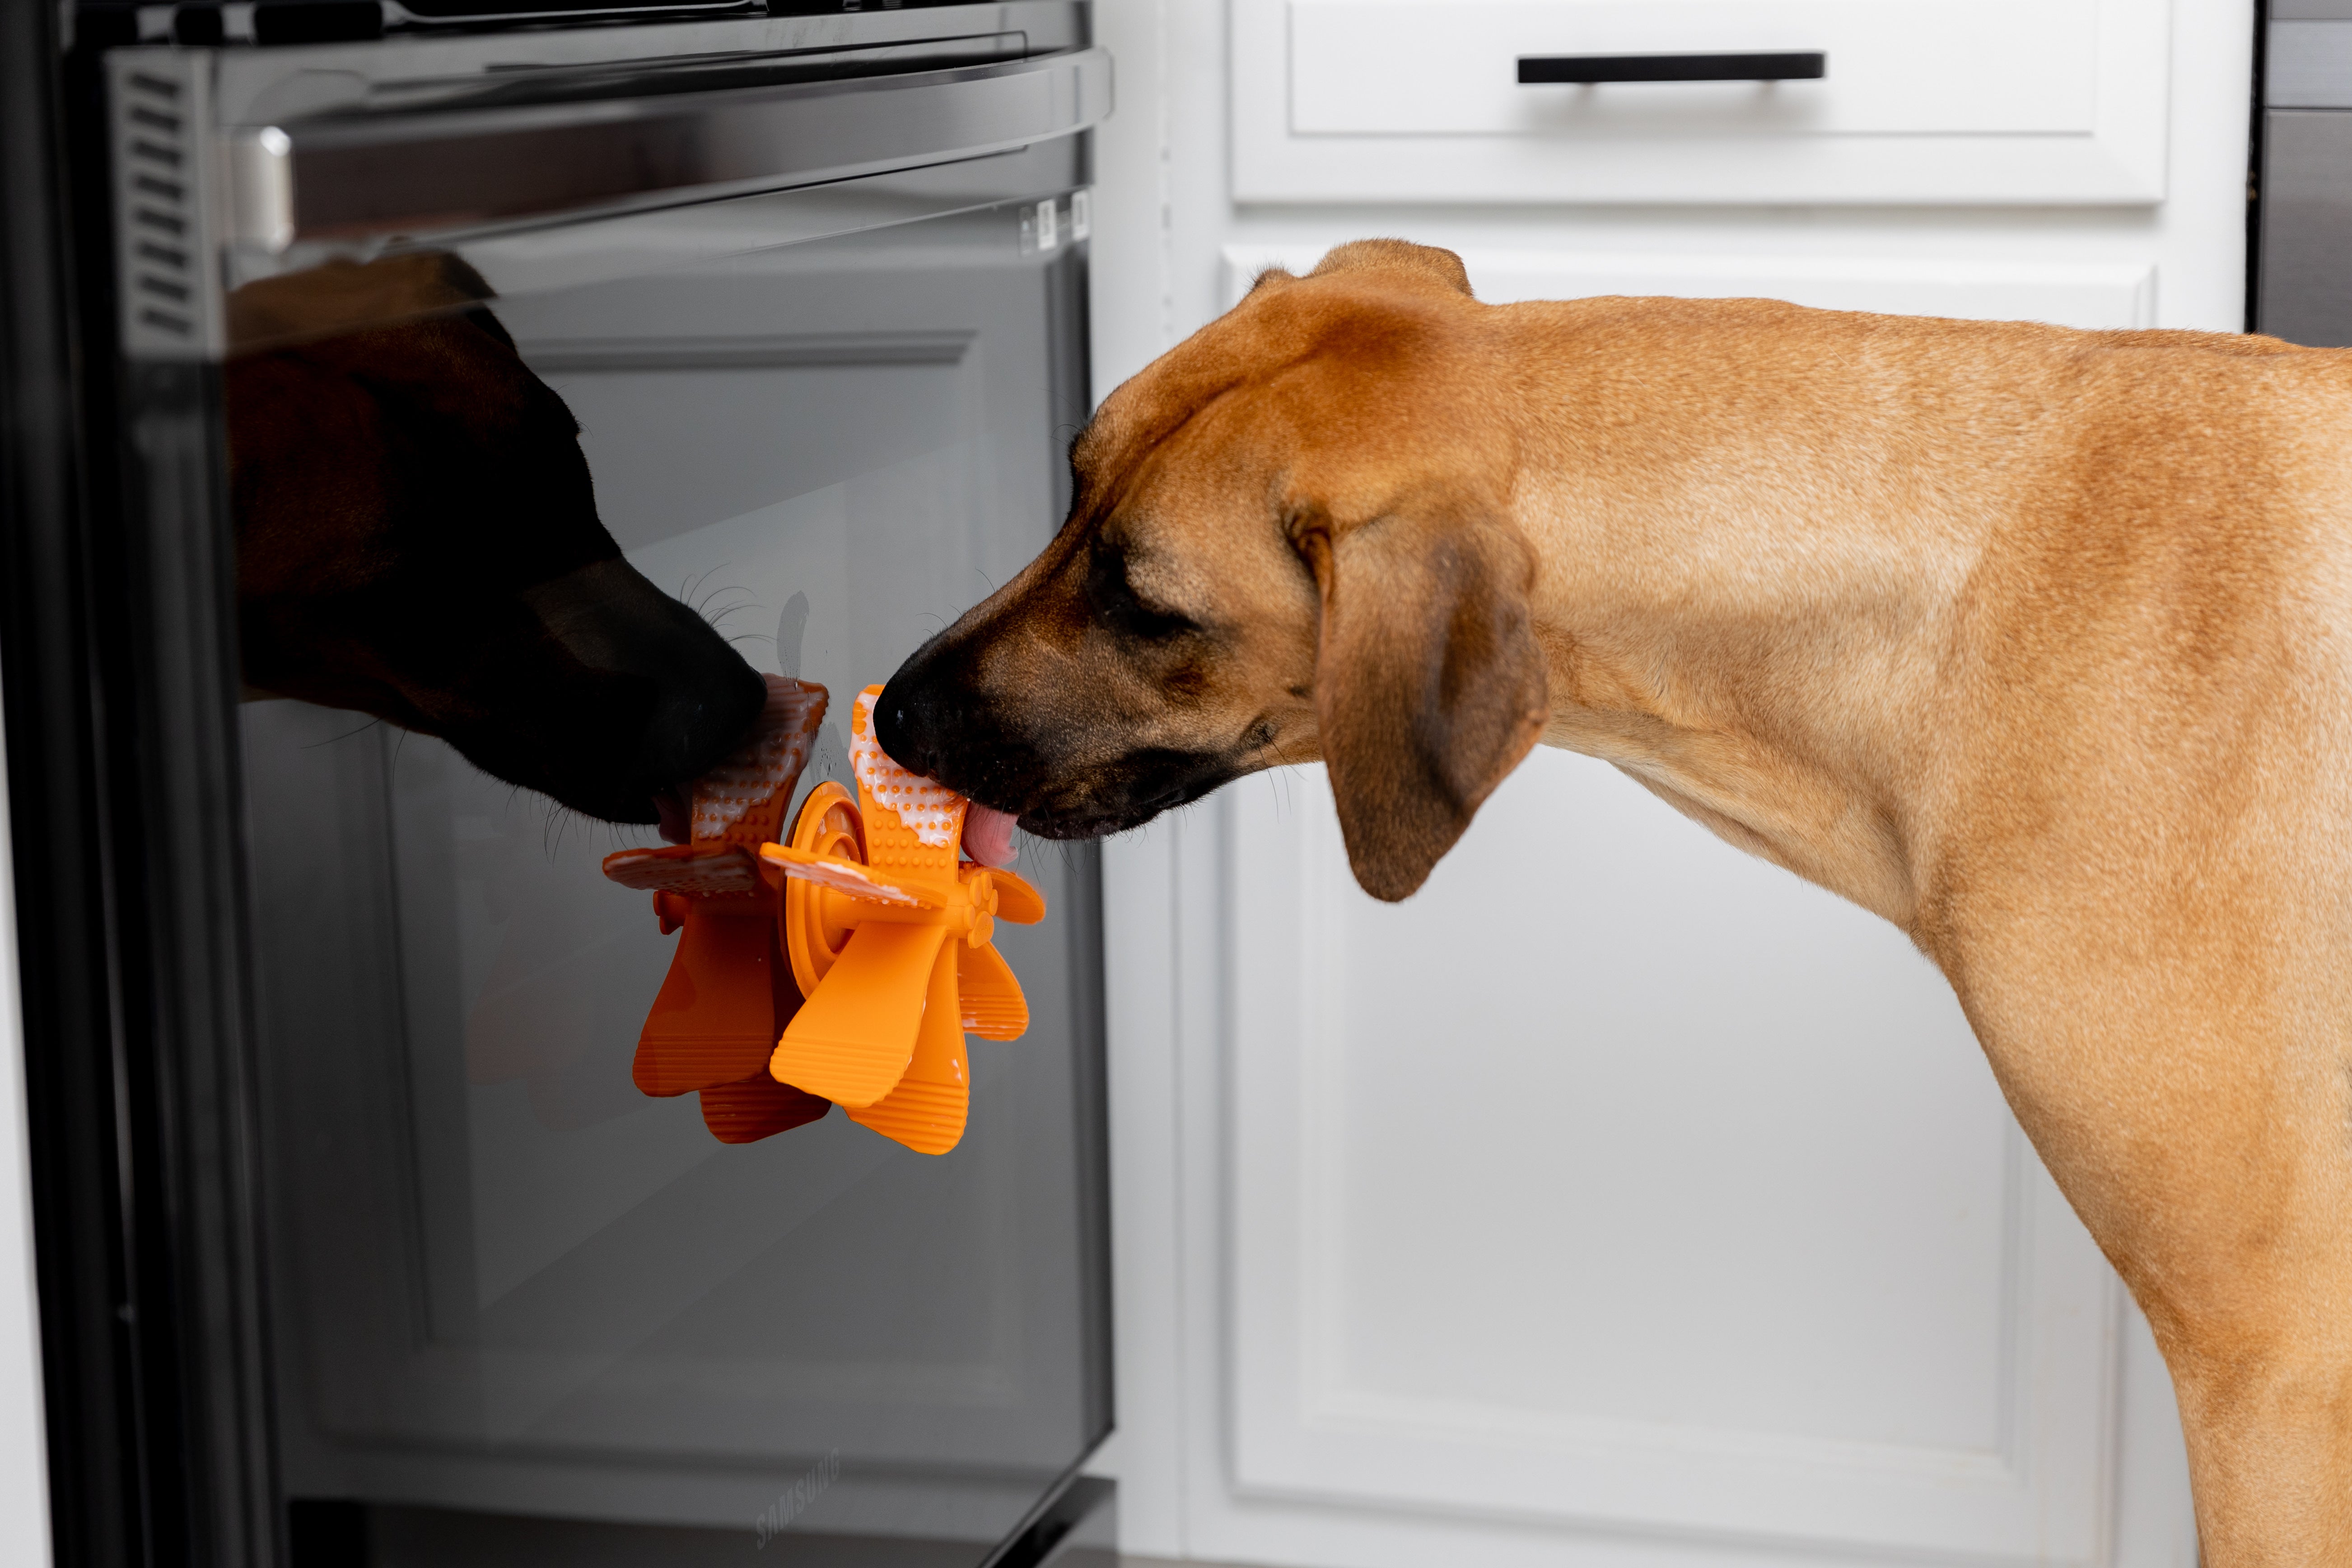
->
[848, 688, 961, 849]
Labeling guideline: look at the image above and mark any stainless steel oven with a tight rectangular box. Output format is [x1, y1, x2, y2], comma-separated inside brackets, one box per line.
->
[4, 6, 1113, 1564]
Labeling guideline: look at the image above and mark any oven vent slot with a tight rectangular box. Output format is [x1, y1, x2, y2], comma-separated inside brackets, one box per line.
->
[123, 73, 196, 341]
[109, 55, 222, 360]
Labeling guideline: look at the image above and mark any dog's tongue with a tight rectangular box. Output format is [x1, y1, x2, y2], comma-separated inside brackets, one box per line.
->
[962, 803, 1018, 868]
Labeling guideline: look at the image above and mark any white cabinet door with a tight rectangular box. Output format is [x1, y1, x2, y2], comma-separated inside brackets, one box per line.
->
[1229, 757, 2115, 1563]
[1232, 0, 2172, 204]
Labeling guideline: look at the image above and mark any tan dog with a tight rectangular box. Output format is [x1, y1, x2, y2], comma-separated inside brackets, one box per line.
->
[877, 239, 2352, 1562]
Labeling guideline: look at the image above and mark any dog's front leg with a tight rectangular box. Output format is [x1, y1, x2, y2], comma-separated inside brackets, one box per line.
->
[1935, 900, 2352, 1563]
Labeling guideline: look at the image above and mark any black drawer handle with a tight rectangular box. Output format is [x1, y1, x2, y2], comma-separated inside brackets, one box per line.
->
[1517, 52, 1827, 84]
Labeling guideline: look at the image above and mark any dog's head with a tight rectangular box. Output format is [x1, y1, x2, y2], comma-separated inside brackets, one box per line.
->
[881, 240, 1548, 900]
[229, 252, 765, 830]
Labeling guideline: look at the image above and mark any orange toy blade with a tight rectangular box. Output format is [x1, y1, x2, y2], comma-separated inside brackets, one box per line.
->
[956, 940, 1028, 1041]
[763, 845, 940, 910]
[603, 842, 762, 896]
[987, 868, 1047, 926]
[769, 920, 947, 1107]
[848, 943, 970, 1155]
[632, 899, 783, 1096]
[700, 1070, 830, 1144]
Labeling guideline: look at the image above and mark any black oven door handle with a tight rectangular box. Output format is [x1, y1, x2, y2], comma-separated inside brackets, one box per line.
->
[226, 46, 1113, 253]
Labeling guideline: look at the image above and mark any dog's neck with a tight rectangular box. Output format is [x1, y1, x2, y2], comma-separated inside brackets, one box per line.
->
[1507, 311, 2000, 935]
[1522, 502, 1974, 935]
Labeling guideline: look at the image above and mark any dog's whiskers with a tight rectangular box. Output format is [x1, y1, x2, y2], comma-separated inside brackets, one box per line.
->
[302, 715, 386, 749]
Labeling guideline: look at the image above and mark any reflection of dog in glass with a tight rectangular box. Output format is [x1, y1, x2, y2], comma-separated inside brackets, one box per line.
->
[228, 252, 761, 836]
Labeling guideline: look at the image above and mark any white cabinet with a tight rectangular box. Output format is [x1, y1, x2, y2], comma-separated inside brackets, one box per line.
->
[1233, 0, 2173, 204]
[1228, 757, 2119, 1564]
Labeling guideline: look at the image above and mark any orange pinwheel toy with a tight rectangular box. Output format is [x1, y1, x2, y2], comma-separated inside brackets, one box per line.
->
[602, 679, 1043, 1157]
[763, 687, 1045, 1155]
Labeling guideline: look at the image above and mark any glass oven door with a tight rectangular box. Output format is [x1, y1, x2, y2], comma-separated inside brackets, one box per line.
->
[85, 9, 1110, 1563]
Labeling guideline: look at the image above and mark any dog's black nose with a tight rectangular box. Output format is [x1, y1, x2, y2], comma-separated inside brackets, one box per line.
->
[878, 631, 1048, 814]
[638, 630, 766, 786]
[875, 659, 951, 780]
[516, 556, 767, 811]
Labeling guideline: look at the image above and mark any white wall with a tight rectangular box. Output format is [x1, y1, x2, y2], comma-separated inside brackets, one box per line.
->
[0, 708, 55, 1564]
[1086, 1, 2249, 1563]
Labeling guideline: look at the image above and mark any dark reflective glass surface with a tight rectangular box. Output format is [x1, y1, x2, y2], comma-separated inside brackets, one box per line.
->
[235, 206, 1106, 1563]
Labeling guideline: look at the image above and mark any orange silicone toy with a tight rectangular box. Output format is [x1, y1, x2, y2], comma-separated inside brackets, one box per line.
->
[602, 675, 830, 1141]
[763, 686, 1044, 1156]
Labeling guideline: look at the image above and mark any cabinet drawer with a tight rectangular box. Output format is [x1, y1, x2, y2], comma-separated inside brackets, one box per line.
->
[1234, 0, 2170, 205]
[1295, 1, 2092, 137]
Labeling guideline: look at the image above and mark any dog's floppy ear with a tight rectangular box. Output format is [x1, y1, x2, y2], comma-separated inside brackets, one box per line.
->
[1295, 497, 1547, 901]
[1309, 239, 1474, 298]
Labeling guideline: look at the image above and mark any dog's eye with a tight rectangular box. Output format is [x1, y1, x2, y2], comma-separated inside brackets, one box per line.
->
[1087, 544, 1196, 641]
